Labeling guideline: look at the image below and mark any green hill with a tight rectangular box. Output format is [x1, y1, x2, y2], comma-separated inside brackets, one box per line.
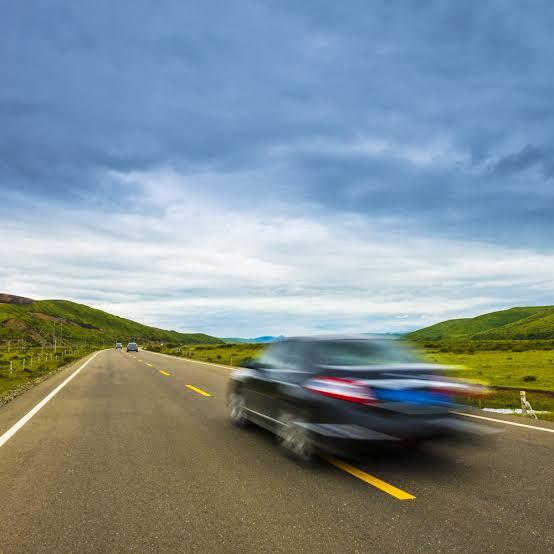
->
[0, 294, 222, 346]
[407, 306, 554, 341]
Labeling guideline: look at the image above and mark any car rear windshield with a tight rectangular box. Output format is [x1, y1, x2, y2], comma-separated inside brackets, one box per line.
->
[314, 340, 419, 366]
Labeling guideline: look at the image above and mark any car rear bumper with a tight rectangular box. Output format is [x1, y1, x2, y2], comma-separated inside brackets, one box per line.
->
[297, 415, 496, 456]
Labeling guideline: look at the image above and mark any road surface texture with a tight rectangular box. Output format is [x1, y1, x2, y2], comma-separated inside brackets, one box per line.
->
[0, 349, 552, 553]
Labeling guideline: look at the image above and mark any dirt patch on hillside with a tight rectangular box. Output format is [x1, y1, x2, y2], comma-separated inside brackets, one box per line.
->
[1, 318, 48, 345]
[0, 293, 33, 305]
[3, 318, 28, 331]
[31, 312, 58, 321]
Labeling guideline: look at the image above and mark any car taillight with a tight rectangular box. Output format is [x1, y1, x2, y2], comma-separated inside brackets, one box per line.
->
[304, 376, 377, 405]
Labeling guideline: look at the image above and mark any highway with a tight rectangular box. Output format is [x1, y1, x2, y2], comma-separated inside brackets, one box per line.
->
[0, 349, 552, 553]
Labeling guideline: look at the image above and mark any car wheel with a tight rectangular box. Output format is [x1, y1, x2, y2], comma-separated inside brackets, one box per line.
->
[228, 391, 249, 427]
[278, 412, 315, 464]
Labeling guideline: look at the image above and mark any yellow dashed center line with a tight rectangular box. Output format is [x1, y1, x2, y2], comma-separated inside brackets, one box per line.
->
[185, 384, 212, 397]
[146, 363, 153, 367]
[138, 359, 143, 362]
[159, 370, 171, 376]
[323, 456, 415, 500]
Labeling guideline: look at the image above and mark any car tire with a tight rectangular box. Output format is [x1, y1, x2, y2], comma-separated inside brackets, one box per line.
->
[228, 391, 249, 428]
[277, 411, 316, 464]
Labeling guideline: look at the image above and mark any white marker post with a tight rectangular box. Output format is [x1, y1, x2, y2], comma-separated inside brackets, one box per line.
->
[520, 390, 537, 419]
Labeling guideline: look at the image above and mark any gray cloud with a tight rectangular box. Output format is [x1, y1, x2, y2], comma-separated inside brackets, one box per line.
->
[494, 146, 554, 179]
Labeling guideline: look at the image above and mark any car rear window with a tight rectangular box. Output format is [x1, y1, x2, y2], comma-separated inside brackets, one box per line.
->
[314, 340, 418, 366]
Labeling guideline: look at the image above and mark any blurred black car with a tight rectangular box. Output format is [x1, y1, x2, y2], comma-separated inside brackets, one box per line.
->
[227, 336, 488, 461]
[126, 342, 138, 352]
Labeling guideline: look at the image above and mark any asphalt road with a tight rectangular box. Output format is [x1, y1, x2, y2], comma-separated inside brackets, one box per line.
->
[0, 349, 552, 553]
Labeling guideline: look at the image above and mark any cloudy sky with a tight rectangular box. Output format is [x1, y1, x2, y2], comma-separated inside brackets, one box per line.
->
[1, 1, 554, 337]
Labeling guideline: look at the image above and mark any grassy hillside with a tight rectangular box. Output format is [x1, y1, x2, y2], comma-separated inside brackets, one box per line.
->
[0, 294, 222, 347]
[406, 306, 554, 417]
[407, 306, 554, 341]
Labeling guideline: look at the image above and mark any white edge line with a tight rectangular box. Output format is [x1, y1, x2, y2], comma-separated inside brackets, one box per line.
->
[454, 410, 554, 433]
[0, 351, 102, 449]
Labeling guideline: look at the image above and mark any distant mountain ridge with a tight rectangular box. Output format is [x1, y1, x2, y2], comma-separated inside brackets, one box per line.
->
[222, 336, 286, 344]
[222, 332, 404, 344]
[0, 294, 222, 346]
[407, 306, 554, 341]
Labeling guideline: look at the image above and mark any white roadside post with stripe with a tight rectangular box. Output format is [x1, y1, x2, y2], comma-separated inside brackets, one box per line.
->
[520, 390, 537, 419]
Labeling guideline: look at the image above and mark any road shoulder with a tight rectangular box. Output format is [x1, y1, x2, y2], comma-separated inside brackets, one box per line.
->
[0, 350, 104, 436]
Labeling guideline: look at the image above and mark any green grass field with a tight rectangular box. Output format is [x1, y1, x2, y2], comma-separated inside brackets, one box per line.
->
[420, 347, 554, 419]
[0, 346, 96, 399]
[422, 349, 554, 390]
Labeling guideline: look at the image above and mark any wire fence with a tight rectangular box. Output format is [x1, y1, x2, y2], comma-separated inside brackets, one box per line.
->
[0, 345, 97, 395]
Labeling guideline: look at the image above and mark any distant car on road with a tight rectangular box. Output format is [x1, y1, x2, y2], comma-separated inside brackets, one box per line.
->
[126, 342, 138, 352]
[115, 342, 122, 349]
[227, 336, 488, 462]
